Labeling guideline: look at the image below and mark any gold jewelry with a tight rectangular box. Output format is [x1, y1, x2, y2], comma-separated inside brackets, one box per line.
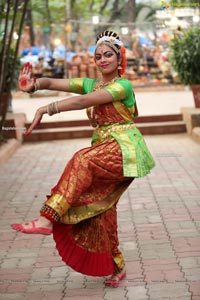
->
[54, 101, 59, 113]
[27, 79, 40, 94]
[35, 79, 40, 91]
[94, 123, 136, 140]
[46, 104, 51, 116]
[90, 77, 119, 124]
[96, 35, 123, 49]
[93, 76, 119, 91]
[46, 101, 60, 116]
[102, 41, 120, 54]
[27, 84, 36, 94]
[40, 204, 60, 222]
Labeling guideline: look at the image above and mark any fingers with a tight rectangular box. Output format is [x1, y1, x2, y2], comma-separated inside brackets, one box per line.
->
[24, 120, 34, 135]
[24, 62, 32, 74]
[24, 129, 31, 136]
[25, 122, 37, 136]
[25, 110, 43, 136]
[19, 62, 32, 89]
[18, 64, 36, 91]
[20, 62, 32, 75]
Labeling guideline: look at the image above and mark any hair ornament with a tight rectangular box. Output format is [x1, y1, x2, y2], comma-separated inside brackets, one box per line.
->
[95, 30, 127, 75]
[96, 36, 123, 48]
[118, 46, 126, 75]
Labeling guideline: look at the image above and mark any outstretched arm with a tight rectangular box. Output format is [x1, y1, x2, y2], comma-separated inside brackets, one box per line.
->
[18, 62, 71, 93]
[25, 89, 113, 136]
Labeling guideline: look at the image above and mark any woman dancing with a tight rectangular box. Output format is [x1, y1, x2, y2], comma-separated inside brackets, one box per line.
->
[11, 30, 155, 288]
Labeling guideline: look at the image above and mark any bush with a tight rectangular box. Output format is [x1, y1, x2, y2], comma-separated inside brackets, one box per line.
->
[170, 27, 200, 85]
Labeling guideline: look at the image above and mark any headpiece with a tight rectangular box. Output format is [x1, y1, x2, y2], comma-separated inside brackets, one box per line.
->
[95, 31, 127, 75]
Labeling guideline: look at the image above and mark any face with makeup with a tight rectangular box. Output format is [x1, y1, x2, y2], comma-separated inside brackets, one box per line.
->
[94, 44, 121, 77]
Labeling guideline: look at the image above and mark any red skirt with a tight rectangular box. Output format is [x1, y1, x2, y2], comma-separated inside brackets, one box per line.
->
[43, 140, 133, 276]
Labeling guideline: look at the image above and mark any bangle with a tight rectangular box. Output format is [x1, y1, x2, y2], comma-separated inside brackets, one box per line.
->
[27, 85, 36, 94]
[27, 79, 40, 94]
[46, 101, 60, 116]
[46, 104, 51, 116]
[54, 101, 59, 113]
[35, 79, 40, 91]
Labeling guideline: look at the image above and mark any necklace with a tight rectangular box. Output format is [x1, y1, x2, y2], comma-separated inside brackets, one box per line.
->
[88, 76, 120, 127]
[93, 76, 120, 91]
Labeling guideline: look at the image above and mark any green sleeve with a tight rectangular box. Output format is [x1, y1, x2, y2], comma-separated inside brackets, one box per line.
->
[69, 78, 84, 94]
[69, 78, 97, 94]
[69, 78, 136, 108]
[104, 79, 135, 108]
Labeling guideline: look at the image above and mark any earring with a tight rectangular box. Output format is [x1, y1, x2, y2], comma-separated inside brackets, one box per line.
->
[118, 65, 122, 70]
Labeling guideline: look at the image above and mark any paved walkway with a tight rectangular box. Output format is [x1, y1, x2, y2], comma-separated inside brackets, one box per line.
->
[0, 134, 200, 300]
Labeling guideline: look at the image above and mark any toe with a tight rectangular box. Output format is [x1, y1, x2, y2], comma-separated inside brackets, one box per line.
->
[11, 224, 21, 231]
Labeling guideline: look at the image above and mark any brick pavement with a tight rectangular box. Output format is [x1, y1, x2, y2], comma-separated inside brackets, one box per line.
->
[0, 133, 200, 300]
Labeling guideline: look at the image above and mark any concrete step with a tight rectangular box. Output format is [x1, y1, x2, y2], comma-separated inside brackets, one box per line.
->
[24, 114, 186, 142]
[24, 126, 93, 141]
[138, 120, 186, 135]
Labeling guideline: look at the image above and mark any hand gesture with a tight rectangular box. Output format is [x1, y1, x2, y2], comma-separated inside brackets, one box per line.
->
[18, 62, 36, 92]
[25, 107, 44, 136]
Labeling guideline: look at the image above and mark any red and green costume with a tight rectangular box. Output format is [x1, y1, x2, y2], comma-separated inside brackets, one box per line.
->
[40, 77, 155, 276]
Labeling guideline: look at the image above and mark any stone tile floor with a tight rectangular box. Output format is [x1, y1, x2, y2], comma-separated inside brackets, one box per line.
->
[0, 133, 200, 300]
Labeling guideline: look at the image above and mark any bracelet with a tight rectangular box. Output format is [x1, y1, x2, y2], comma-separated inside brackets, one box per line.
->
[40, 204, 60, 223]
[34, 79, 40, 92]
[46, 101, 60, 116]
[27, 85, 36, 94]
[27, 79, 40, 94]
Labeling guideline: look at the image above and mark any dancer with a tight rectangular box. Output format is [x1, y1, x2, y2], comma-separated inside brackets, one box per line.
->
[11, 30, 155, 288]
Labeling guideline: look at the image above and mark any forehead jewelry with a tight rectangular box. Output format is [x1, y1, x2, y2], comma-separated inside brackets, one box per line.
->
[96, 36, 123, 47]
[96, 36, 123, 54]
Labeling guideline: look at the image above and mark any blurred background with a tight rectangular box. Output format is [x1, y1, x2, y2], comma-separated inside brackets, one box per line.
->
[1, 0, 199, 88]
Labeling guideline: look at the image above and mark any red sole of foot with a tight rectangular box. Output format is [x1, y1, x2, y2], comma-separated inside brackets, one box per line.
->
[11, 223, 52, 235]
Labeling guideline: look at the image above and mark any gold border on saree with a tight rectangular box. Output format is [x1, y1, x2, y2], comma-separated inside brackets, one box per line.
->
[61, 180, 132, 224]
[94, 123, 136, 139]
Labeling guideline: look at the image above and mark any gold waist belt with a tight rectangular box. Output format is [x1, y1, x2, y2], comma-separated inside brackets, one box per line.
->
[94, 123, 136, 139]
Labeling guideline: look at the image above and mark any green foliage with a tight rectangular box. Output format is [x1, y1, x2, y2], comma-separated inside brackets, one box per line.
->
[170, 27, 200, 85]
[31, 0, 66, 26]
[31, 0, 107, 26]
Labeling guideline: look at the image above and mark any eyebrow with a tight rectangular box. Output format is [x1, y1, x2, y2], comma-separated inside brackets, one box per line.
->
[95, 50, 114, 55]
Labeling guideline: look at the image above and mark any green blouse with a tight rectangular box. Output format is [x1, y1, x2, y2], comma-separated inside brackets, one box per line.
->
[69, 77, 155, 177]
[69, 77, 135, 107]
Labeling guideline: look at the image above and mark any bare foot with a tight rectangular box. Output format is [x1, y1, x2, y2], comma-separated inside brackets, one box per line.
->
[11, 216, 53, 235]
[104, 268, 126, 288]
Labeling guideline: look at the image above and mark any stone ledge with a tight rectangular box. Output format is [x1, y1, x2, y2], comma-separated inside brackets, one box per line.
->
[181, 107, 200, 134]
[0, 113, 26, 163]
[2, 113, 27, 142]
[192, 127, 200, 143]
[0, 138, 21, 164]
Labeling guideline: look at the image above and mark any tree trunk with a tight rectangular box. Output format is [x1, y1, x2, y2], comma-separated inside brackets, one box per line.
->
[0, 0, 30, 138]
[45, 0, 52, 24]
[127, 0, 136, 22]
[0, 0, 18, 104]
[0, 0, 11, 92]
[26, 7, 35, 46]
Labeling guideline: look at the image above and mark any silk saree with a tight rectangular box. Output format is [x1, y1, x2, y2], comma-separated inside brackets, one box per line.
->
[40, 77, 155, 276]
